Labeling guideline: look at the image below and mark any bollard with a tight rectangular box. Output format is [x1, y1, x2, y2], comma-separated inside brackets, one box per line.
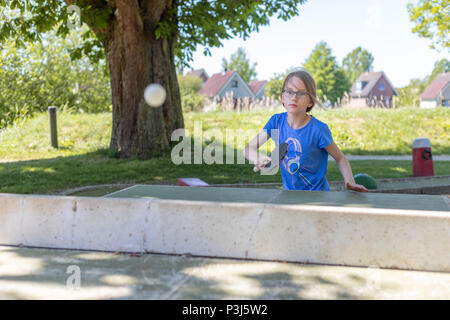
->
[48, 106, 58, 148]
[412, 138, 434, 177]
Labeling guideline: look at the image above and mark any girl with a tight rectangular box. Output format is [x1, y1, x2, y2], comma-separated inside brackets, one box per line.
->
[244, 70, 368, 192]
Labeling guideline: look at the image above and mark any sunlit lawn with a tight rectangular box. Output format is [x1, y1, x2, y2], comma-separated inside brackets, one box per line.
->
[0, 107, 449, 194]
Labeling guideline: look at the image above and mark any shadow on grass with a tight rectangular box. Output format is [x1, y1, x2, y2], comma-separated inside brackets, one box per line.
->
[0, 144, 449, 195]
[0, 146, 277, 195]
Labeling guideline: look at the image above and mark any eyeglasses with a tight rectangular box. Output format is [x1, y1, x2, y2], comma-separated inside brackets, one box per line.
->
[282, 89, 310, 99]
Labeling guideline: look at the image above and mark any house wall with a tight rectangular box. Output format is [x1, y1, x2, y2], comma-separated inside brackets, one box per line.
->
[442, 83, 450, 100]
[255, 86, 266, 99]
[420, 84, 450, 108]
[218, 74, 254, 99]
[369, 76, 396, 98]
[442, 84, 450, 107]
[420, 100, 437, 108]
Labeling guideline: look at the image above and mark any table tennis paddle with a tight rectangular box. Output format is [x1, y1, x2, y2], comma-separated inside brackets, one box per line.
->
[253, 142, 289, 172]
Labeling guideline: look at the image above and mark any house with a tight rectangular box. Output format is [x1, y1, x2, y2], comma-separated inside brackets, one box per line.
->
[199, 70, 255, 100]
[186, 69, 209, 83]
[248, 80, 267, 99]
[349, 71, 398, 107]
[420, 72, 450, 108]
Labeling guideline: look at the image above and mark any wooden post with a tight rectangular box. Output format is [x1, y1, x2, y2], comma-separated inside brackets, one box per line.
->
[48, 106, 58, 148]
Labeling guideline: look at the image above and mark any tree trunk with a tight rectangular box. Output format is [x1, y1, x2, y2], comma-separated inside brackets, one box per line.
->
[102, 0, 184, 158]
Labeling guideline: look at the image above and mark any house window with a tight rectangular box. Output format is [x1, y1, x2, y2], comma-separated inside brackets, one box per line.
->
[232, 80, 238, 88]
[379, 83, 385, 91]
[356, 81, 368, 92]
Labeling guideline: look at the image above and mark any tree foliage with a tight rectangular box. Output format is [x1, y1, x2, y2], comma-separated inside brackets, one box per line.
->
[0, 26, 111, 128]
[407, 0, 450, 51]
[397, 78, 428, 107]
[0, 0, 307, 67]
[426, 58, 450, 84]
[302, 41, 351, 103]
[342, 47, 374, 85]
[265, 66, 298, 99]
[397, 58, 449, 107]
[265, 72, 286, 99]
[0, 1, 108, 63]
[221, 47, 258, 82]
[177, 74, 205, 112]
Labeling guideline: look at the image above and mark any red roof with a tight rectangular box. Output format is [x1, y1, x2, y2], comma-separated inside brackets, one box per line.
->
[248, 80, 267, 95]
[199, 71, 236, 97]
[420, 73, 450, 99]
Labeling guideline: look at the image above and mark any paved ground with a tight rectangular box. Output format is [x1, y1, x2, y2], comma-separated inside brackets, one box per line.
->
[1, 245, 449, 300]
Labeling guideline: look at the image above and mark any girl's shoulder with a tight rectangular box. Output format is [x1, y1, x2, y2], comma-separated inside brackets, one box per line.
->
[310, 115, 330, 129]
[270, 112, 287, 120]
[266, 112, 287, 125]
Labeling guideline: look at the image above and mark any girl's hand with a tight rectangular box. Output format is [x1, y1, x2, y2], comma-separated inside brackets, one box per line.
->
[346, 182, 369, 192]
[253, 155, 272, 172]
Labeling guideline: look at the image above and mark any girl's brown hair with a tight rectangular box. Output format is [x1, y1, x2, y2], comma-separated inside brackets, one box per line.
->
[281, 70, 317, 113]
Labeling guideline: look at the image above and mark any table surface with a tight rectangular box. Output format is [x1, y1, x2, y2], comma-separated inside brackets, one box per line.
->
[104, 185, 450, 212]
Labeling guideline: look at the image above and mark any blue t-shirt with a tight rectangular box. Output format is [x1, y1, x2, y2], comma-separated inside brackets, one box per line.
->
[263, 113, 333, 191]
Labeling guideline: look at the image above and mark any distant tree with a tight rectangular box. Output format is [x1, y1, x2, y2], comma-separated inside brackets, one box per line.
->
[397, 58, 449, 107]
[397, 78, 428, 107]
[177, 75, 205, 112]
[0, 27, 111, 128]
[222, 47, 258, 82]
[342, 47, 375, 85]
[265, 66, 302, 99]
[302, 41, 351, 103]
[407, 0, 450, 51]
[426, 58, 450, 84]
[265, 73, 285, 99]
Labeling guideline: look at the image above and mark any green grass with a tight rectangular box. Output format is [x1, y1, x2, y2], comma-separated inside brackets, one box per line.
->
[184, 106, 450, 154]
[0, 107, 449, 195]
[0, 154, 449, 195]
[0, 112, 111, 161]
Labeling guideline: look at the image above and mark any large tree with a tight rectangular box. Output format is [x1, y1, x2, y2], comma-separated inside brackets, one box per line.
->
[0, 0, 306, 158]
[222, 47, 258, 82]
[342, 47, 374, 85]
[302, 41, 351, 103]
[407, 0, 450, 51]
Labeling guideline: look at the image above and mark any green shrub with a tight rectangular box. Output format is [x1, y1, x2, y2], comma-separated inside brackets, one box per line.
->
[178, 74, 205, 112]
[0, 27, 111, 128]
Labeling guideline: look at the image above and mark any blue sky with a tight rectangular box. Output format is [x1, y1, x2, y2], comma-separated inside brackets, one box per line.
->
[189, 0, 449, 88]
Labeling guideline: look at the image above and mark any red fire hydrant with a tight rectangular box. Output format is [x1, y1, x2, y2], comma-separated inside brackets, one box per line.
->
[412, 138, 434, 177]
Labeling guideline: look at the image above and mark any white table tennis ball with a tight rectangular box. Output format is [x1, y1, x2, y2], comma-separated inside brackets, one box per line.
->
[144, 83, 166, 107]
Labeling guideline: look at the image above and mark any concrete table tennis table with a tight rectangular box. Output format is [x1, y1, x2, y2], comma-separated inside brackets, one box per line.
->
[0, 185, 449, 273]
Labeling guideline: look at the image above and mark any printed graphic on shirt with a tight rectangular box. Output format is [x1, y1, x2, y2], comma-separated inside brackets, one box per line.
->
[282, 137, 313, 189]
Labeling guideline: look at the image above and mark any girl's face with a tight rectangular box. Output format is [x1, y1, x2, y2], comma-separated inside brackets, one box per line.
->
[281, 76, 313, 115]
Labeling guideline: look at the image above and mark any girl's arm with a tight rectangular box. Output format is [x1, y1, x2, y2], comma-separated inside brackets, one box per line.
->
[325, 142, 368, 192]
[243, 130, 272, 171]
